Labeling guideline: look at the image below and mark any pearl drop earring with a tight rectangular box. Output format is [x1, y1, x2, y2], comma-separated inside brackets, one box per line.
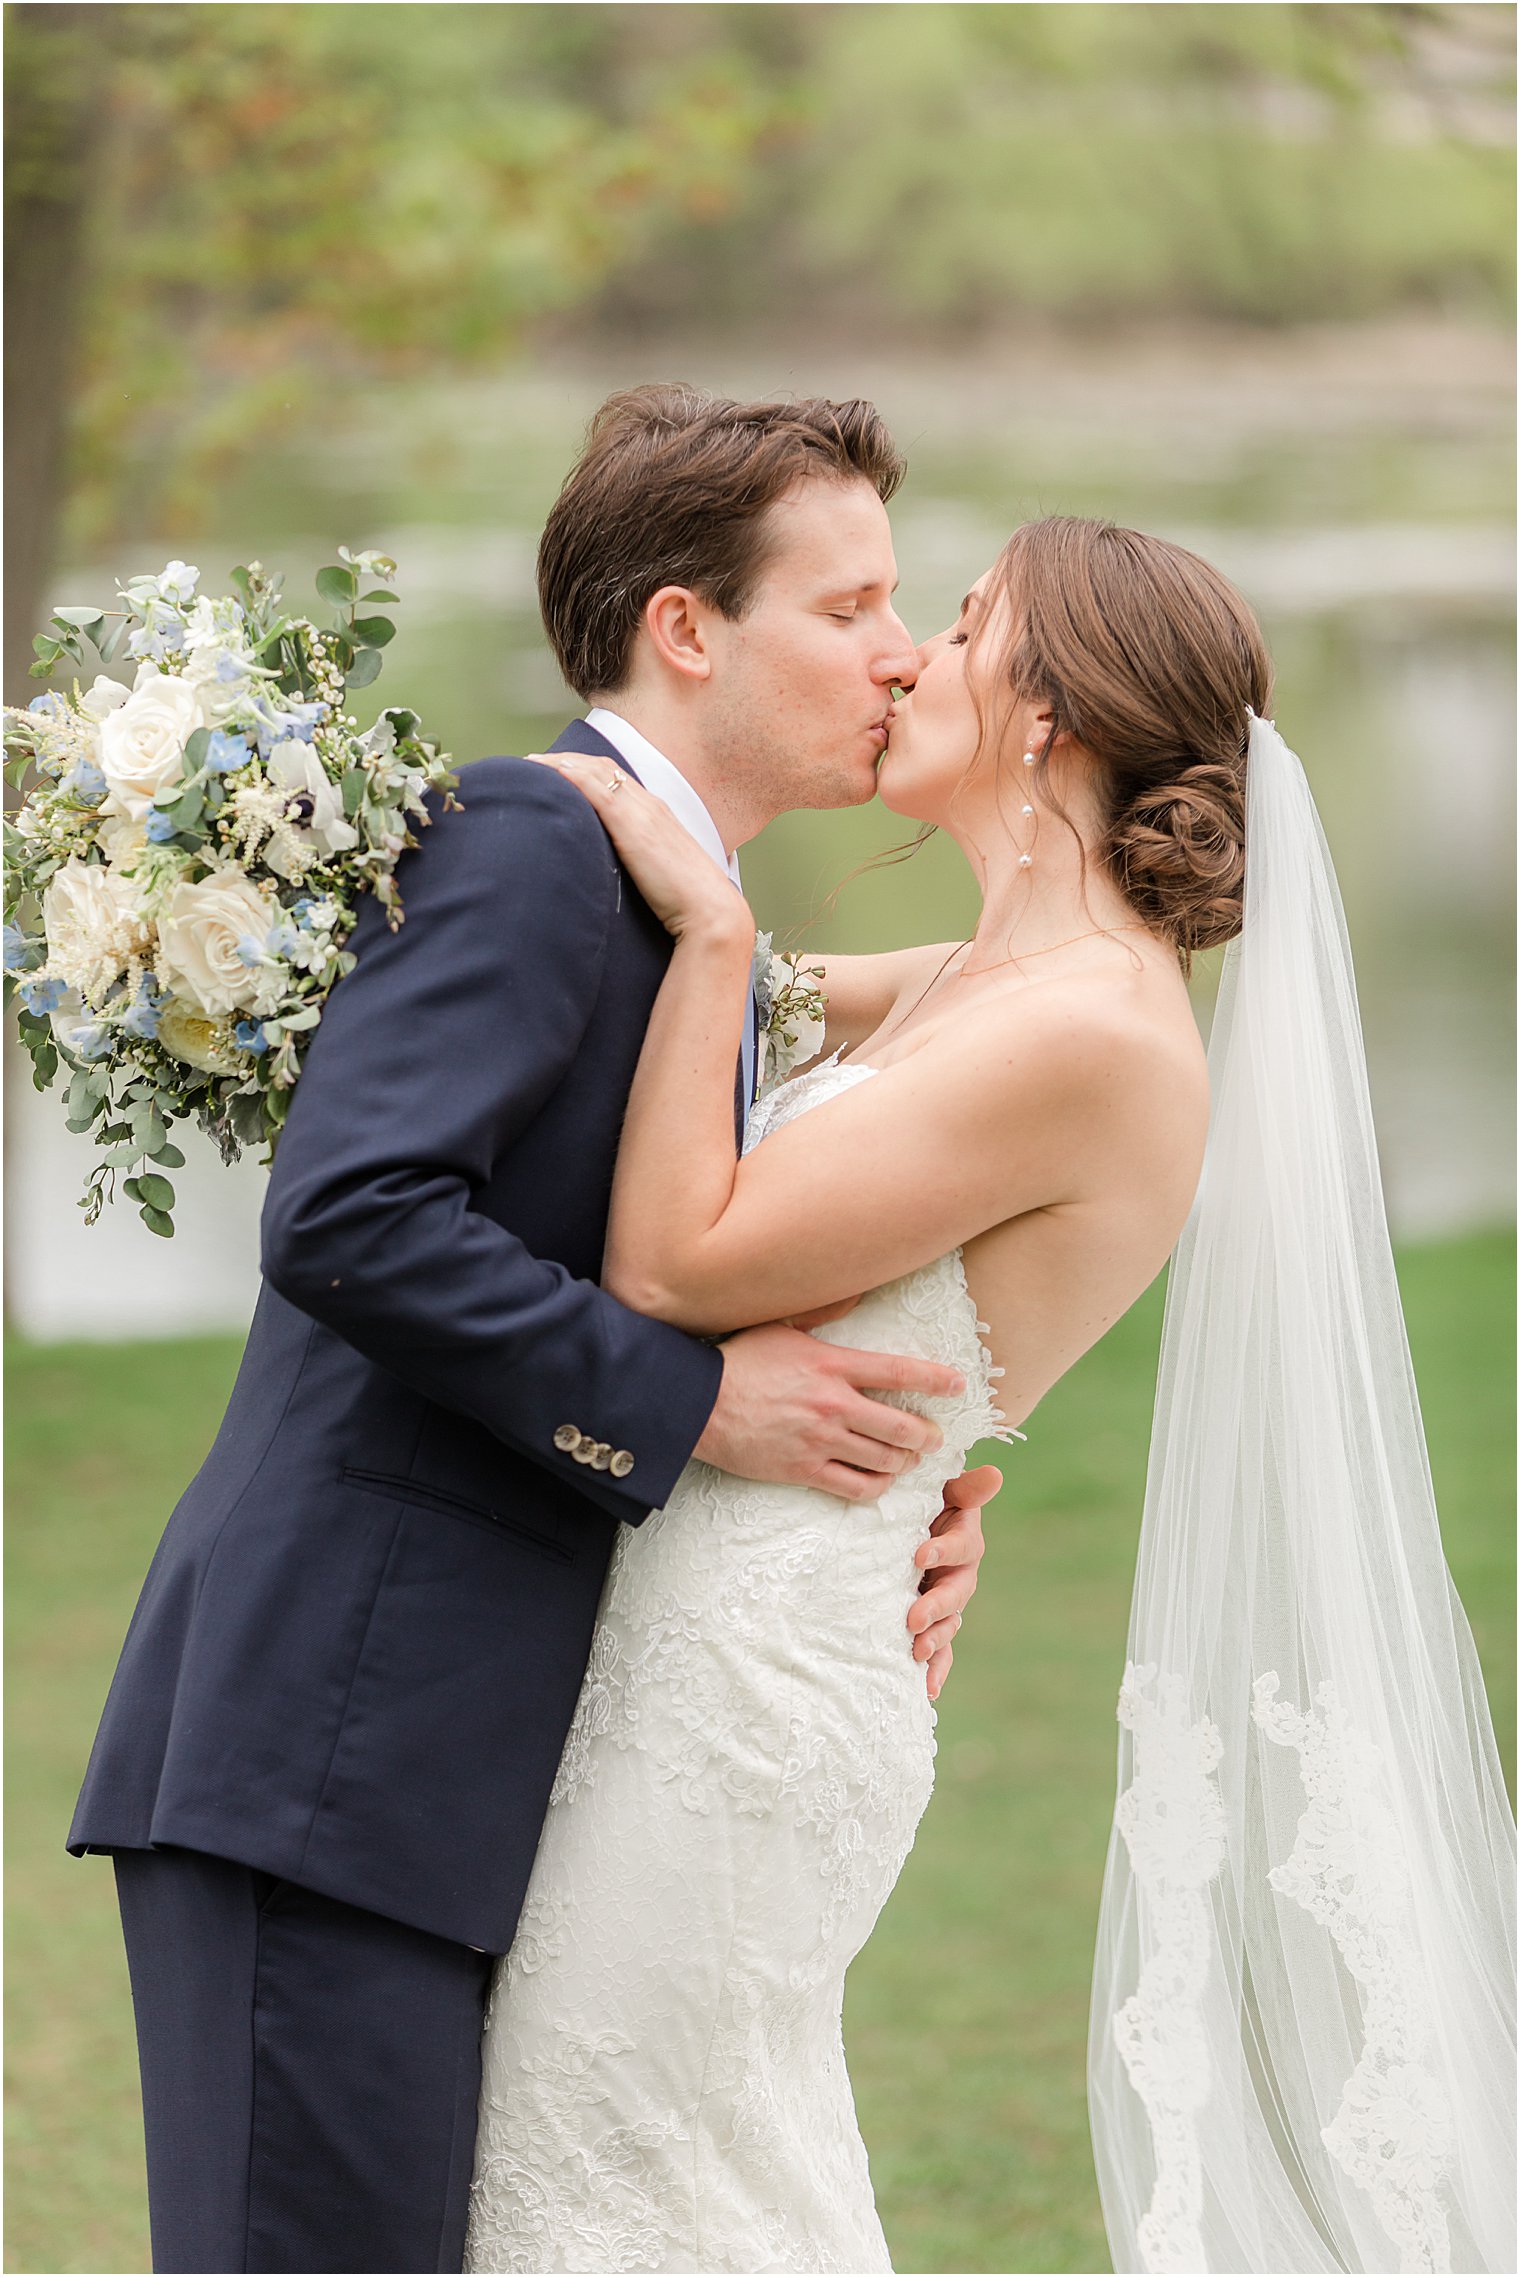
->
[1022, 751, 1036, 768]
[1018, 853, 1032, 868]
[1021, 803, 1033, 817]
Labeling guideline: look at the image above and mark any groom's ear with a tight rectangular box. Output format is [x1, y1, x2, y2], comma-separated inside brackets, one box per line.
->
[642, 585, 715, 685]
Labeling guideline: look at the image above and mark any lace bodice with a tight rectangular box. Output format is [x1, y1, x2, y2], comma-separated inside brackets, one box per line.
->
[742, 1052, 1016, 1479]
[466, 1051, 1017, 2274]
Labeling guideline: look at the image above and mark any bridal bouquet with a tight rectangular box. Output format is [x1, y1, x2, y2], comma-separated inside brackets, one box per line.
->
[3, 552, 459, 1234]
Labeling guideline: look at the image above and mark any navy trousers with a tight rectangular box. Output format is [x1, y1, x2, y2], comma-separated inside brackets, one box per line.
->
[113, 1849, 493, 2273]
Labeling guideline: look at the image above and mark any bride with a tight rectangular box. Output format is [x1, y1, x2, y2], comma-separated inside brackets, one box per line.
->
[465, 517, 1515, 2275]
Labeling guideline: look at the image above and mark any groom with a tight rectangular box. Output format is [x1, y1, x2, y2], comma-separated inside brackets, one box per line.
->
[70, 385, 1000, 2274]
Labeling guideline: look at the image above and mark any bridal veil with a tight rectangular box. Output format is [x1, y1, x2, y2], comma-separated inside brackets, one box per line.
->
[1088, 714, 1516, 2274]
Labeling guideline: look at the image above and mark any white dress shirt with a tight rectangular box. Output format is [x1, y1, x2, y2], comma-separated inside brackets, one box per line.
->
[583, 708, 756, 1107]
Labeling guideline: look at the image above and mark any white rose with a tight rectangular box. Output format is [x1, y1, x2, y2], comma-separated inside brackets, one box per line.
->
[41, 857, 152, 1004]
[267, 738, 359, 860]
[96, 810, 149, 868]
[97, 668, 206, 822]
[155, 868, 274, 1017]
[157, 998, 242, 1075]
[79, 674, 133, 722]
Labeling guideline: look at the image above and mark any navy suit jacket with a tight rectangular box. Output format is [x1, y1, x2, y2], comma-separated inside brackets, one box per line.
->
[69, 720, 732, 1953]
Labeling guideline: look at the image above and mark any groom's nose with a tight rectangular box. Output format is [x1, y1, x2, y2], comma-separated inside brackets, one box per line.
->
[876, 618, 919, 692]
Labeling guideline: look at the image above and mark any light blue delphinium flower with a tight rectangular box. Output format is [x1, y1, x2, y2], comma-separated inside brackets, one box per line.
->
[119, 974, 166, 1041]
[19, 974, 68, 1016]
[69, 1020, 112, 1060]
[27, 692, 66, 718]
[127, 623, 181, 664]
[4, 922, 40, 973]
[234, 1017, 268, 1054]
[205, 729, 251, 774]
[146, 808, 180, 844]
[62, 756, 108, 804]
[252, 695, 327, 757]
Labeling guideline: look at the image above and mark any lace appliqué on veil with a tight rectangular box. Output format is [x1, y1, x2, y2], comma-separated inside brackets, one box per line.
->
[1110, 1663, 1229, 2276]
[1252, 1675, 1454, 2276]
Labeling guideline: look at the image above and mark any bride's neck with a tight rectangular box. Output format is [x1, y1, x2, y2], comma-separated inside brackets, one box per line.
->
[949, 776, 1137, 967]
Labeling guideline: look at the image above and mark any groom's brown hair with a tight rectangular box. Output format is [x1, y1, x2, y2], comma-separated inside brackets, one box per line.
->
[538, 384, 905, 701]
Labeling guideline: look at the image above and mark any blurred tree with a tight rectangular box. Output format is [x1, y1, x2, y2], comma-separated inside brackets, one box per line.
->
[3, 0, 794, 698]
[633, 2, 1515, 337]
[4, 2, 1511, 701]
[4, 5, 111, 699]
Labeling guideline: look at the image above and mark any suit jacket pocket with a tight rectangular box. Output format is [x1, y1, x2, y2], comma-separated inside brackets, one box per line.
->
[339, 1466, 575, 1563]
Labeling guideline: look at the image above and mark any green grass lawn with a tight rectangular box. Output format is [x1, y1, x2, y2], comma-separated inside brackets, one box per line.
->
[6, 1230, 1514, 2275]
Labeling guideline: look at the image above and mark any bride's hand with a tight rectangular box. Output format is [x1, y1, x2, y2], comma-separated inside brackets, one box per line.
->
[525, 753, 753, 948]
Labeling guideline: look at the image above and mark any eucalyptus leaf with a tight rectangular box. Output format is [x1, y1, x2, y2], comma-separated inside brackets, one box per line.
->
[162, 783, 206, 830]
[131, 1104, 168, 1153]
[342, 769, 366, 816]
[351, 616, 395, 649]
[139, 1203, 175, 1239]
[51, 607, 105, 630]
[152, 1141, 187, 1168]
[360, 590, 399, 604]
[316, 565, 358, 605]
[345, 647, 383, 689]
[135, 1171, 176, 1211]
[184, 726, 211, 770]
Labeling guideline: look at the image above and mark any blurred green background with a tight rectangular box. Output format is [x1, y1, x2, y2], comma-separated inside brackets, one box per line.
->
[5, 5, 1514, 2272]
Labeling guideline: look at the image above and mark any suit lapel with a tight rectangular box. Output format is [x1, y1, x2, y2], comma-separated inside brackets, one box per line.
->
[549, 721, 749, 1149]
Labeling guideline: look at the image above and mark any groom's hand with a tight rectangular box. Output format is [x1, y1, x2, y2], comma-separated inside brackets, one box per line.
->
[695, 1321, 963, 1503]
[909, 1464, 1002, 1700]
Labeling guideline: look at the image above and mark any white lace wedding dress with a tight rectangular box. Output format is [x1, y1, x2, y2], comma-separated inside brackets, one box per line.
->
[464, 1057, 1014, 2275]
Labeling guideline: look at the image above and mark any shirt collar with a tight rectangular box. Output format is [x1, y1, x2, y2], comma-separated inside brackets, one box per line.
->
[583, 708, 740, 887]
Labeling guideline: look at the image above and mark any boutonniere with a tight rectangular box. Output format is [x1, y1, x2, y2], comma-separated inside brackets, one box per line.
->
[753, 931, 827, 1094]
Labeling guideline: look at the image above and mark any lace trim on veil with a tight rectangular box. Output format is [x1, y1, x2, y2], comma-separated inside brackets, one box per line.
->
[1252, 1675, 1454, 2275]
[1109, 1664, 1229, 2274]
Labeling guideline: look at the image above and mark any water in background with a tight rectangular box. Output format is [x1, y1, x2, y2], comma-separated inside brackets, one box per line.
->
[13, 328, 1513, 1337]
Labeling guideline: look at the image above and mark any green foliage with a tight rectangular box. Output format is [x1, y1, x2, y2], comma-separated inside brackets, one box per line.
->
[7, 3, 1509, 554]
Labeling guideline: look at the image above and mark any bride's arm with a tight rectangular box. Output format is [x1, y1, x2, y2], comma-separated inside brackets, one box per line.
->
[533, 756, 1108, 1337]
[807, 944, 963, 1061]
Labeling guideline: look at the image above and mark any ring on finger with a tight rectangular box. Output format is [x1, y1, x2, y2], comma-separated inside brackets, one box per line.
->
[606, 772, 624, 793]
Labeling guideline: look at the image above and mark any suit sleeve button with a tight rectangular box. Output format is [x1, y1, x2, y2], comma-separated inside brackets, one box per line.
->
[553, 1424, 581, 1453]
[589, 1443, 614, 1471]
[609, 1450, 635, 1479]
[571, 1435, 599, 1464]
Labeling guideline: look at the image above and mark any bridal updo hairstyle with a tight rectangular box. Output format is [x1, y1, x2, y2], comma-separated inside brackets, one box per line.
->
[987, 517, 1272, 969]
[539, 383, 906, 702]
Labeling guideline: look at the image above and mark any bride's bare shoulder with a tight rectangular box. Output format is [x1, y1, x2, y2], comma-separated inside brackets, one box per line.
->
[929, 958, 1209, 1140]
